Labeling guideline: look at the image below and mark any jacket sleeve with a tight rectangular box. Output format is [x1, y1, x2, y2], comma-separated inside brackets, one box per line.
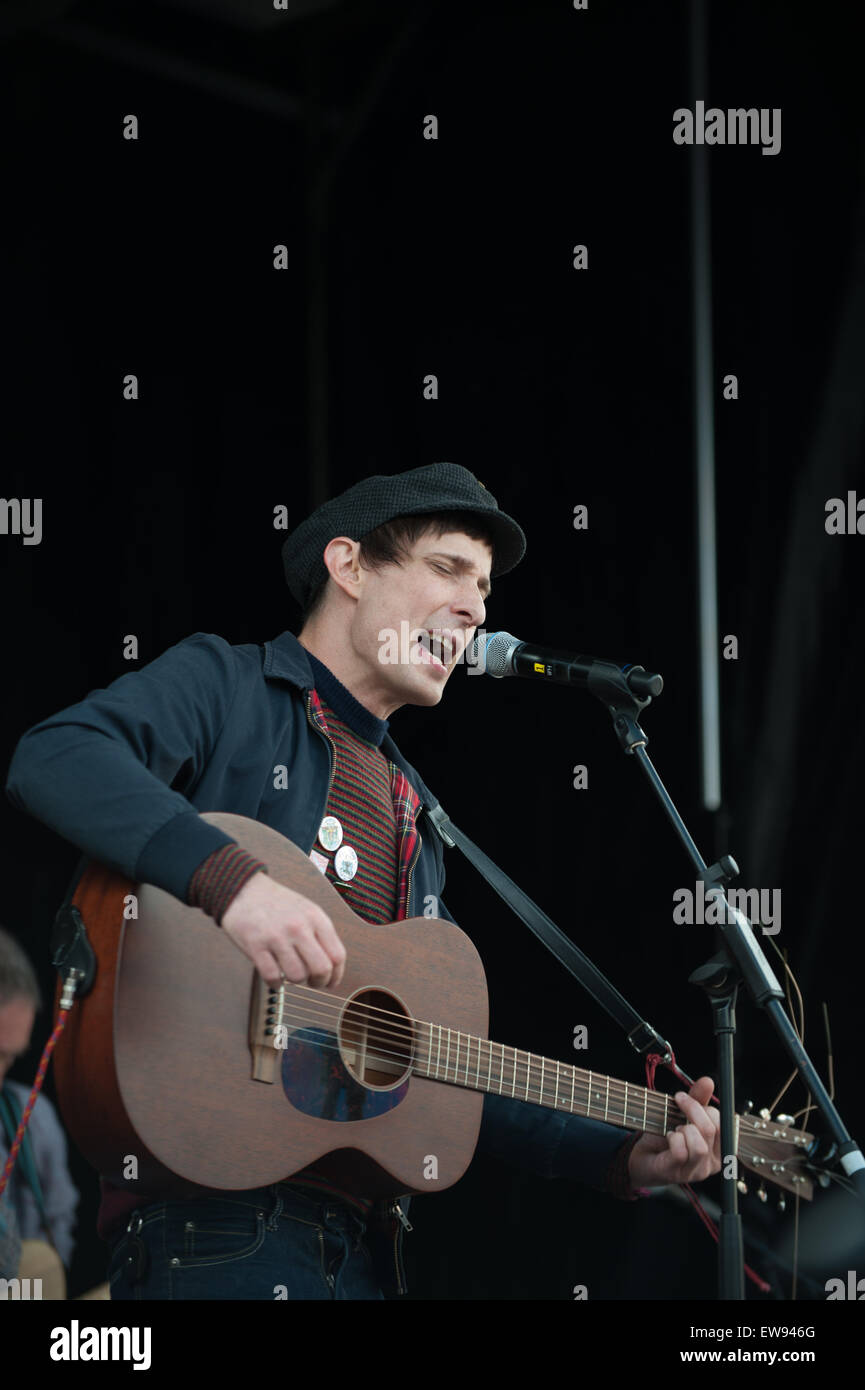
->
[5, 633, 241, 902]
[476, 1092, 640, 1195]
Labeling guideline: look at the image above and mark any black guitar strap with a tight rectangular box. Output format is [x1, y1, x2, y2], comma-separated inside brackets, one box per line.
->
[423, 799, 673, 1064]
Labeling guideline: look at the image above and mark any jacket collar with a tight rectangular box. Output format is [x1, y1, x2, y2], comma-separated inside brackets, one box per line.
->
[262, 629, 318, 687]
[262, 630, 439, 812]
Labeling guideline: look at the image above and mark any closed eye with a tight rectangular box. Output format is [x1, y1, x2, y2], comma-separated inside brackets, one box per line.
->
[428, 557, 491, 601]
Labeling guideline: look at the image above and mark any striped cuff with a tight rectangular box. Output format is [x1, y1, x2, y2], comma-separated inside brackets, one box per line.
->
[188, 843, 268, 925]
[604, 1131, 643, 1200]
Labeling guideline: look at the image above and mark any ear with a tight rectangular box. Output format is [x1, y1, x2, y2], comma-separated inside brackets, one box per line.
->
[322, 536, 363, 603]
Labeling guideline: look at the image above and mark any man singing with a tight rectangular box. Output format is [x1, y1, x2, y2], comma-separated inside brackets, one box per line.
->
[6, 461, 720, 1299]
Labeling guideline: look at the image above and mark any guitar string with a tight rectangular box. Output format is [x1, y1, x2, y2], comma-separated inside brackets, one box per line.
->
[261, 1000, 805, 1166]
[260, 982, 678, 1108]
[277, 1008, 674, 1120]
[268, 1019, 794, 1176]
[262, 987, 677, 1122]
[263, 979, 729, 1114]
[255, 984, 807, 1152]
[261, 989, 806, 1153]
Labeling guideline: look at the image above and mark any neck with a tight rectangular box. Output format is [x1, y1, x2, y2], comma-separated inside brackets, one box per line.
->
[298, 629, 403, 720]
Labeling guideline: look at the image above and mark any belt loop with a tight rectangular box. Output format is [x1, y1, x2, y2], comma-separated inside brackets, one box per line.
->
[266, 1186, 283, 1231]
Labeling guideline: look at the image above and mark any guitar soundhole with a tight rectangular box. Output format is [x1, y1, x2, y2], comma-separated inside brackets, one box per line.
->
[279, 988, 413, 1122]
[339, 988, 414, 1091]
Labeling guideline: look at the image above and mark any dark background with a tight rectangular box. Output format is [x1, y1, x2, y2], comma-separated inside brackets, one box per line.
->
[1, 0, 864, 1303]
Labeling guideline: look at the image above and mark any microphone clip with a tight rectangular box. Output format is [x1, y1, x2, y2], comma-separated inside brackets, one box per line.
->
[588, 661, 655, 754]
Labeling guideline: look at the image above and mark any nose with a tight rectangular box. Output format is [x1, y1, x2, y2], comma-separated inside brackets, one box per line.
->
[451, 578, 486, 631]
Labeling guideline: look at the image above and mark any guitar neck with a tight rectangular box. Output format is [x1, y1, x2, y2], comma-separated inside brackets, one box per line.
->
[413, 1022, 673, 1138]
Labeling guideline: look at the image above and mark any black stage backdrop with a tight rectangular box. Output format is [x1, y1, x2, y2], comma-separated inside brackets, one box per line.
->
[1, 0, 863, 1311]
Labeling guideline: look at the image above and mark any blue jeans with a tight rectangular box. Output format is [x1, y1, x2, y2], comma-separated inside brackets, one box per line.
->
[107, 1184, 386, 1300]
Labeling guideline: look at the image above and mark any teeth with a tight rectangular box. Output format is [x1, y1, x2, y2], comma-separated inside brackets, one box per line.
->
[431, 633, 451, 662]
[418, 631, 456, 665]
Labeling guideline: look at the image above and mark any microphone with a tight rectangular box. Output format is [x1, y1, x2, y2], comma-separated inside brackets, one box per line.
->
[469, 631, 663, 700]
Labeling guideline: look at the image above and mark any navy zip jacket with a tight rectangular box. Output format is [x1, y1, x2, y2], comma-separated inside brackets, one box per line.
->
[6, 629, 640, 1293]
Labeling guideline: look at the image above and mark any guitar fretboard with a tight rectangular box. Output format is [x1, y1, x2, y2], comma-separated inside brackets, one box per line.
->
[414, 1023, 673, 1137]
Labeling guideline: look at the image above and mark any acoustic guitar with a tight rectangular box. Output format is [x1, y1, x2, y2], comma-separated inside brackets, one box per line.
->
[52, 813, 815, 1202]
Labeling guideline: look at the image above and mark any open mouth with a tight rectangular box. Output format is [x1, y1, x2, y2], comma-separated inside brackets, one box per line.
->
[417, 630, 453, 671]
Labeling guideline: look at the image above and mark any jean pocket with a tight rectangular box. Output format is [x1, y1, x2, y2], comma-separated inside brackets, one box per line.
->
[172, 1207, 266, 1268]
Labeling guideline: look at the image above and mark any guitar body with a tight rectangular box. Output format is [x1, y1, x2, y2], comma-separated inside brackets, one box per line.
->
[53, 813, 488, 1200]
[17, 1239, 66, 1299]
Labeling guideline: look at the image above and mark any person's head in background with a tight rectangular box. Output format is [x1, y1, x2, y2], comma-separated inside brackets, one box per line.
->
[0, 928, 41, 1089]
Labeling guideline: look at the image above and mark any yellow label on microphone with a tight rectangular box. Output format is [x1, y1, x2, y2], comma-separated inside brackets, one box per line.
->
[534, 662, 545, 673]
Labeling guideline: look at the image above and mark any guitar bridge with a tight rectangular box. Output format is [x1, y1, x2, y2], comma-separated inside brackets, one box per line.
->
[248, 976, 416, 1090]
[249, 975, 289, 1082]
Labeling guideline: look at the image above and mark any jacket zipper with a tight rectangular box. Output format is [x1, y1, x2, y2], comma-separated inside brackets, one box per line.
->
[391, 1199, 413, 1232]
[389, 1200, 412, 1295]
[404, 835, 422, 919]
[391, 771, 421, 1293]
[304, 690, 336, 850]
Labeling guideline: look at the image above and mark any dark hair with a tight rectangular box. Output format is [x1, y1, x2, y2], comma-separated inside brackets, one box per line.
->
[299, 509, 496, 625]
[0, 928, 42, 1012]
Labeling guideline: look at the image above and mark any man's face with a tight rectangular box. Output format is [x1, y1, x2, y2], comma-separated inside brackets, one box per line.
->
[0, 996, 35, 1088]
[351, 529, 492, 709]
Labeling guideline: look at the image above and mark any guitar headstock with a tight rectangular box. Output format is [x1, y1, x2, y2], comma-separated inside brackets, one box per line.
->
[737, 1110, 815, 1202]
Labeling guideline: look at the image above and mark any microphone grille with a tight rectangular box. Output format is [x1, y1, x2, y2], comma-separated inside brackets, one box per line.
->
[471, 630, 520, 677]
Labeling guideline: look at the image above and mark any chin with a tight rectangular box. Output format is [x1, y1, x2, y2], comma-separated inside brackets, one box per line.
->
[398, 672, 447, 707]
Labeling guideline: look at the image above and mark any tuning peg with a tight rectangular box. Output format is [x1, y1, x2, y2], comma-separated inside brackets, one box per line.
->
[757, 1186, 767, 1202]
[759, 1108, 771, 1121]
[777, 1196, 786, 1212]
[744, 1100, 754, 1113]
[775, 1114, 794, 1126]
[736, 1179, 748, 1195]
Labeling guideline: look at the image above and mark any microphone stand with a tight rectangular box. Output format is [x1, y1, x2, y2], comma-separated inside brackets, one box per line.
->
[592, 660, 865, 1300]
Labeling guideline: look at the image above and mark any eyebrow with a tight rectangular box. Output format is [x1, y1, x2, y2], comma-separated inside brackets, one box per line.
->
[427, 552, 492, 599]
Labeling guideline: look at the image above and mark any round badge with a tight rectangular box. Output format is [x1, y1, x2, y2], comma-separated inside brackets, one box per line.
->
[318, 815, 343, 852]
[334, 845, 358, 882]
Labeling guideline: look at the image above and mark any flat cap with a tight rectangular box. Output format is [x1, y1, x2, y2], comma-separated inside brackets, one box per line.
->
[282, 461, 526, 608]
